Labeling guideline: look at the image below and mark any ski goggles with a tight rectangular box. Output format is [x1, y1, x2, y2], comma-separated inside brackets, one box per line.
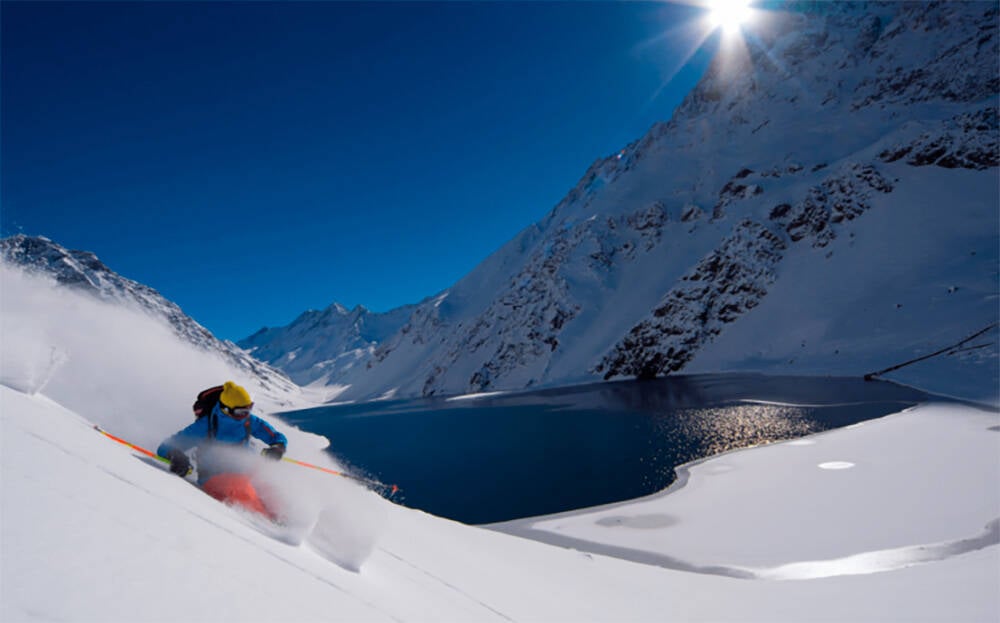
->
[221, 404, 253, 419]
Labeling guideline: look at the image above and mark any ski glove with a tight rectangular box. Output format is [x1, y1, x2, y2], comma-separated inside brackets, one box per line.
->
[165, 448, 192, 477]
[262, 443, 286, 461]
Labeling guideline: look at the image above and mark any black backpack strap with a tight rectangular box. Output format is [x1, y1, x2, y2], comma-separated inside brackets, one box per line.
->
[207, 409, 218, 441]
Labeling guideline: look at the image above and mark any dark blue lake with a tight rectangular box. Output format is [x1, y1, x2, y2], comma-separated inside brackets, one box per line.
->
[278, 374, 930, 524]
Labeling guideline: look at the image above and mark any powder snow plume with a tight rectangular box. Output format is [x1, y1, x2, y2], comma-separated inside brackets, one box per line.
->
[0, 262, 386, 569]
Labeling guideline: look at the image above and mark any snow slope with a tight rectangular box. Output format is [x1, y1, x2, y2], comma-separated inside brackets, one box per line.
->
[2, 255, 999, 622]
[686, 164, 999, 402]
[3, 366, 998, 621]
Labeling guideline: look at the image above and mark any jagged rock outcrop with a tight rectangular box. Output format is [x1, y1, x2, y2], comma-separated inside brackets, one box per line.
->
[772, 163, 894, 248]
[879, 108, 999, 170]
[595, 221, 787, 380]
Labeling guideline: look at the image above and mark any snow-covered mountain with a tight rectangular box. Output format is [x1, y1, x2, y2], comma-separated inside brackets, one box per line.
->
[238, 302, 413, 387]
[0, 234, 302, 403]
[307, 1, 997, 402]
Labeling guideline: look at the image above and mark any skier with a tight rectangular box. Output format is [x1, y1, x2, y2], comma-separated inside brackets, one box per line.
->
[157, 381, 288, 518]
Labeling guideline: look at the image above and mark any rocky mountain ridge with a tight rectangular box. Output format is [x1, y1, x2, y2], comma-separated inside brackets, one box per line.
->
[238, 301, 413, 387]
[321, 0, 997, 400]
[0, 235, 300, 399]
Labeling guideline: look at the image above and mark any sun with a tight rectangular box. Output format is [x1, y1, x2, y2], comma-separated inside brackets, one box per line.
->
[706, 0, 753, 34]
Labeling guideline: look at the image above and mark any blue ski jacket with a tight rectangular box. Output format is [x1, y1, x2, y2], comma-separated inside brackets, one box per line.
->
[157, 403, 287, 483]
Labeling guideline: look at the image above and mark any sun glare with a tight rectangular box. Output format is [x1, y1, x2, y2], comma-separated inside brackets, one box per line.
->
[707, 0, 752, 34]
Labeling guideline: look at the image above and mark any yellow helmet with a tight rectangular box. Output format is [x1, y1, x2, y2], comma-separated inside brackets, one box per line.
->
[219, 381, 252, 409]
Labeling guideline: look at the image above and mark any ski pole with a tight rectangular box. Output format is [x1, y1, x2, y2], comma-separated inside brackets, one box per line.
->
[94, 424, 400, 495]
[93, 425, 170, 465]
[281, 456, 400, 496]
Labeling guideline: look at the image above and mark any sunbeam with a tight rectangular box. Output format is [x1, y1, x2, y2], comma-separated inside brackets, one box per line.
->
[707, 0, 752, 34]
[635, 19, 719, 112]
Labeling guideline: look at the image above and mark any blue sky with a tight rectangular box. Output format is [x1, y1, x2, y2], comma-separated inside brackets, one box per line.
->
[2, 1, 720, 342]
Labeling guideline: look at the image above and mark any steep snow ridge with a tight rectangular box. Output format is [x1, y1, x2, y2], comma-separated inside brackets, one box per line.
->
[326, 1, 997, 401]
[595, 161, 899, 380]
[241, 2, 997, 402]
[0, 235, 301, 404]
[356, 198, 724, 397]
[686, 160, 1000, 403]
[852, 2, 999, 110]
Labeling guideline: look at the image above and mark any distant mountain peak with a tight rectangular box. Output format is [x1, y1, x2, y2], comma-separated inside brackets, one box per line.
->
[236, 297, 414, 387]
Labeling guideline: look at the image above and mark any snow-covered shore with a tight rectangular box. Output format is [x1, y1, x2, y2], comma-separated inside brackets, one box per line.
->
[493, 403, 999, 580]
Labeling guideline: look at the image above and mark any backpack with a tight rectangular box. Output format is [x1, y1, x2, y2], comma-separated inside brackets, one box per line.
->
[193, 385, 224, 419]
[192, 384, 251, 442]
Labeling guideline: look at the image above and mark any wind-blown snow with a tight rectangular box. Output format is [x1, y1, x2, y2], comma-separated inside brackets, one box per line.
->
[2, 258, 999, 622]
[0, 234, 301, 402]
[0, 264, 322, 448]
